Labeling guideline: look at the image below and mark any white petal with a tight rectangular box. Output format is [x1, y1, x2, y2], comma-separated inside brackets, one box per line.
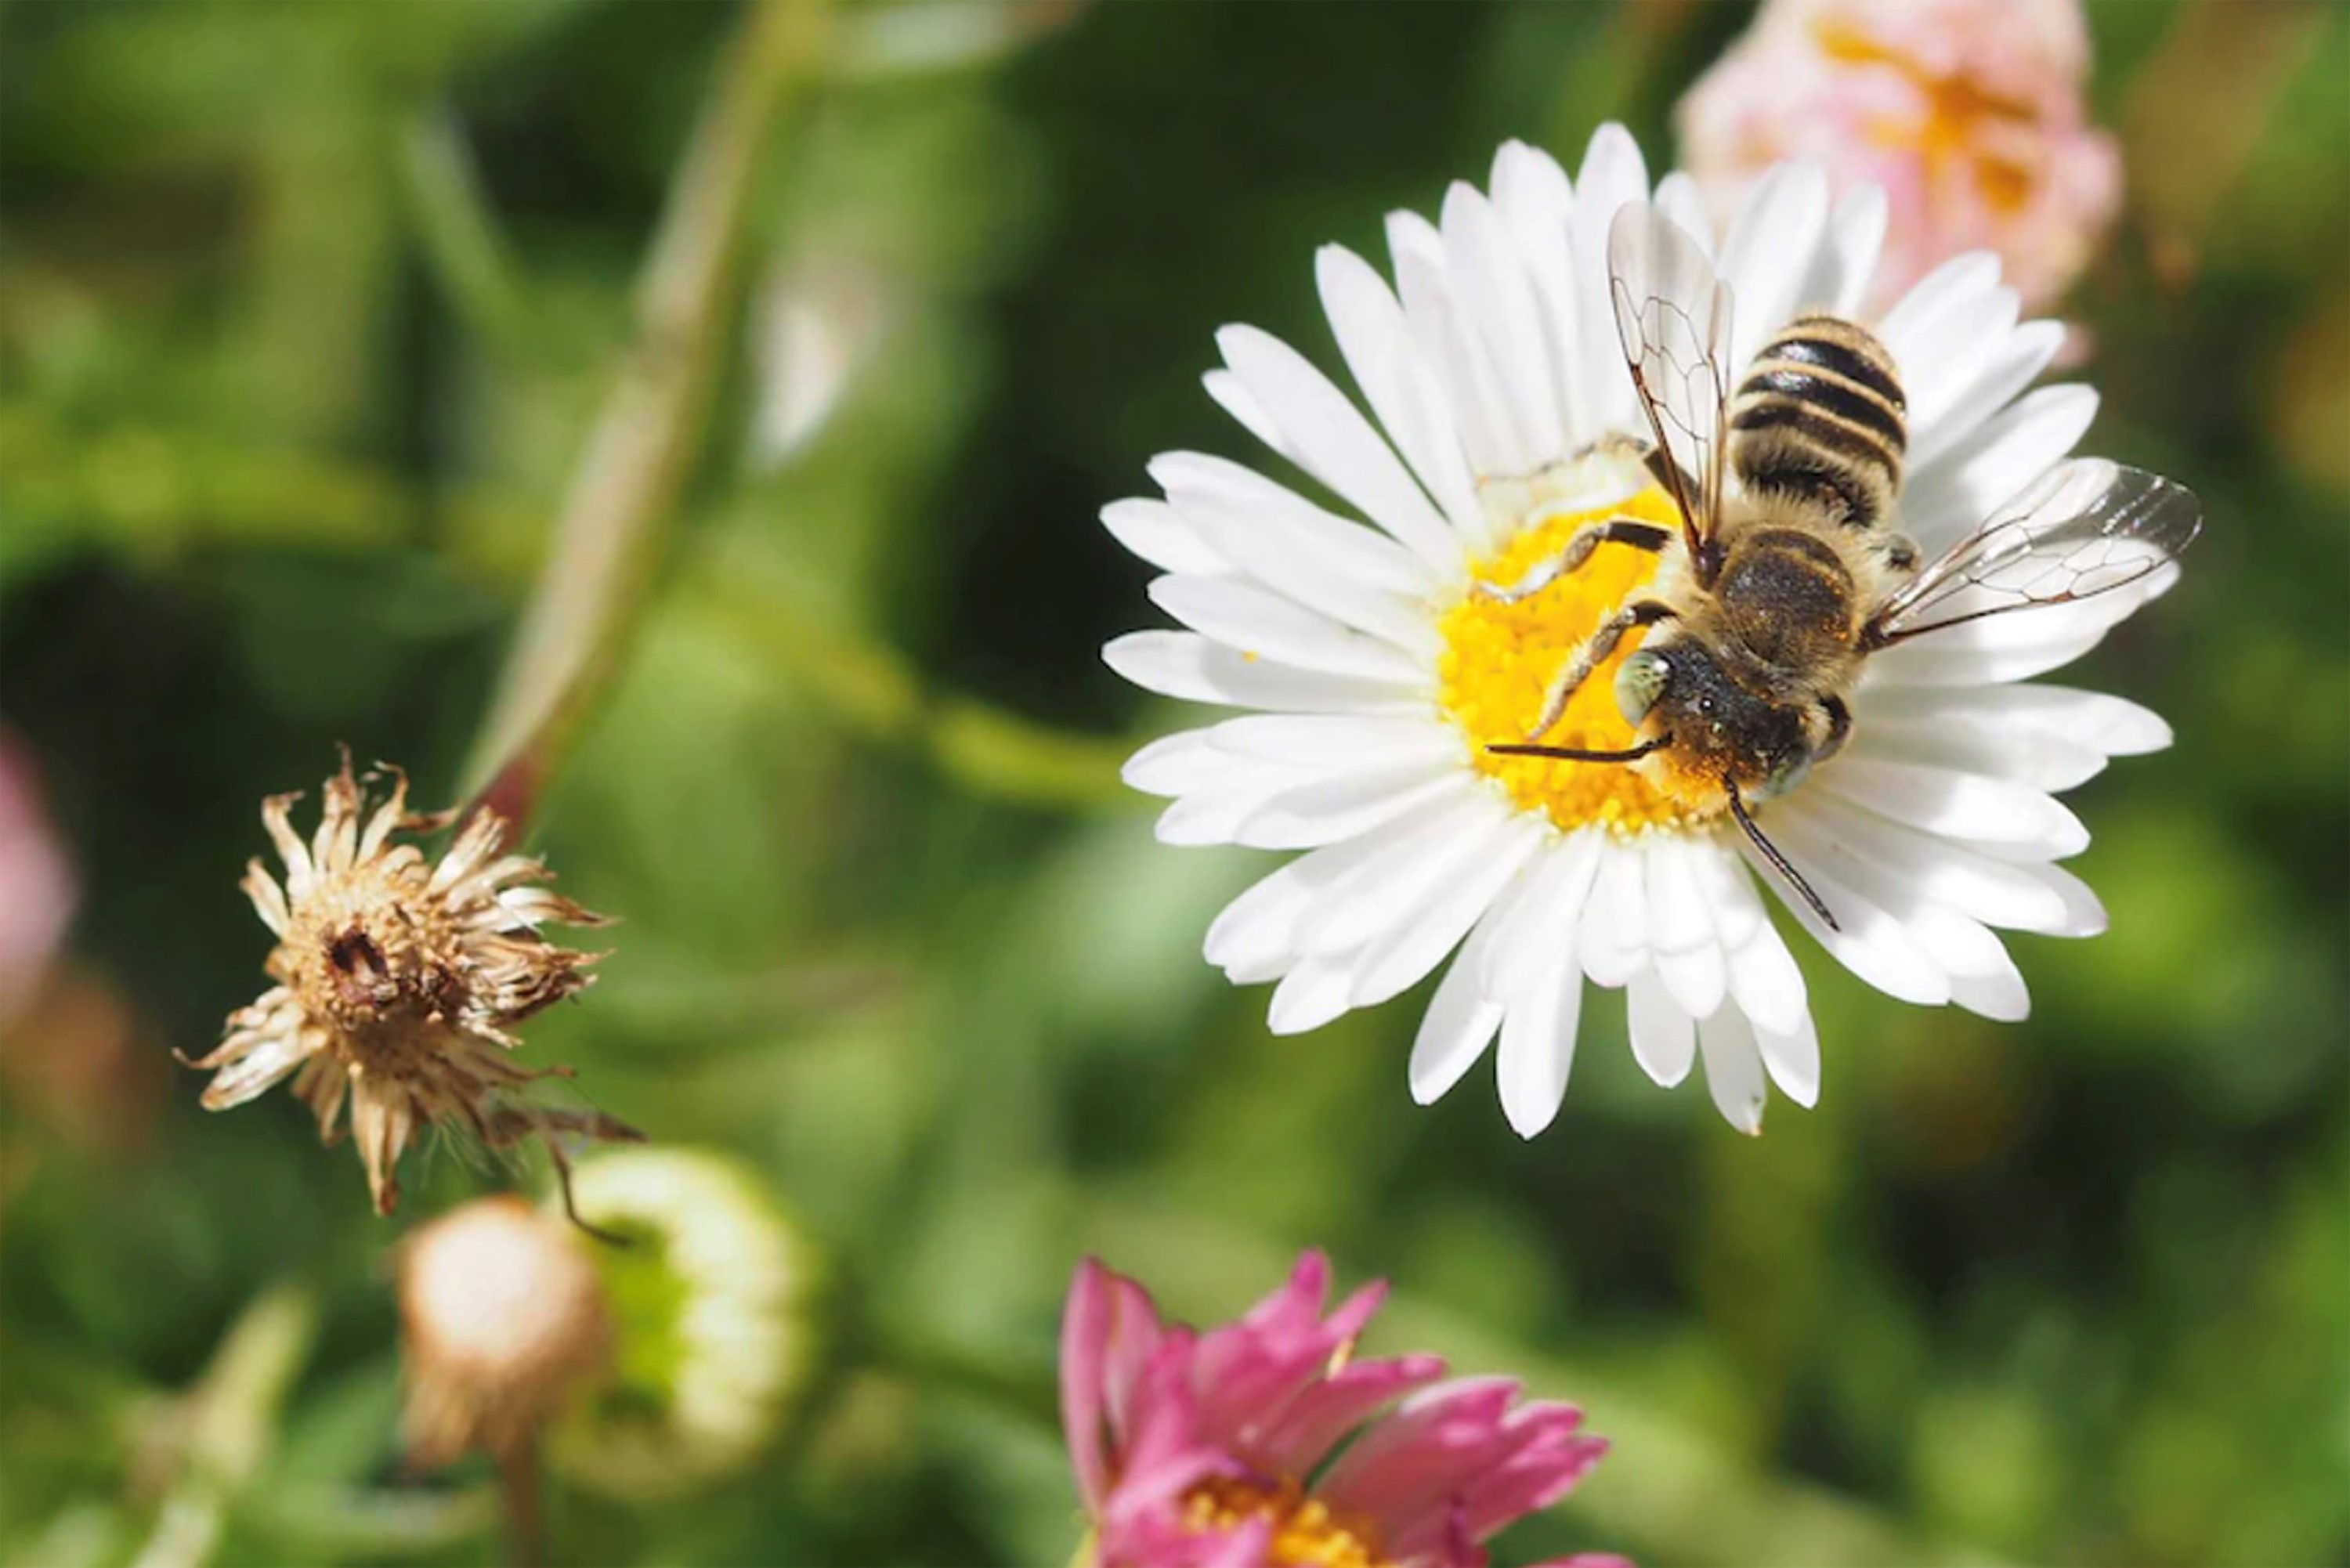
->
[1396, 247, 1523, 484]
[1216, 325, 1460, 569]
[1148, 575, 1431, 685]
[1754, 1011, 1820, 1107]
[1480, 829, 1606, 1003]
[1876, 251, 2003, 403]
[1144, 747, 1321, 845]
[1181, 497, 1444, 656]
[1102, 497, 1229, 576]
[1491, 140, 1590, 450]
[1817, 757, 2088, 857]
[1152, 452, 1437, 596]
[1410, 945, 1507, 1105]
[1813, 186, 1887, 317]
[1874, 683, 2172, 757]
[2012, 858, 2109, 935]
[1442, 181, 1564, 466]
[1104, 631, 1423, 714]
[1694, 845, 1811, 1036]
[1351, 815, 1546, 1007]
[1123, 728, 1236, 797]
[1739, 812, 1952, 1006]
[1626, 968, 1696, 1087]
[1315, 245, 1487, 542]
[1905, 319, 2066, 470]
[1237, 768, 1466, 851]
[1496, 956, 1585, 1136]
[1386, 208, 1445, 274]
[1797, 793, 2082, 933]
[1206, 713, 1460, 768]
[1296, 789, 1511, 955]
[1203, 827, 1408, 981]
[1651, 172, 1716, 255]
[1902, 385, 2101, 548]
[1647, 835, 1727, 1021]
[1577, 842, 1649, 988]
[1719, 162, 1830, 370]
[1846, 708, 2108, 793]
[1204, 366, 1285, 453]
[1949, 943, 2031, 1021]
[1267, 953, 1359, 1035]
[1899, 287, 2023, 450]
[1569, 124, 1650, 439]
[1697, 1008, 1770, 1133]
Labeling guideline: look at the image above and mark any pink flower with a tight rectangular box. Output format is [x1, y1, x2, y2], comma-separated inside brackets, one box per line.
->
[1677, 0, 2122, 313]
[0, 732, 74, 1027]
[1059, 1252, 1623, 1568]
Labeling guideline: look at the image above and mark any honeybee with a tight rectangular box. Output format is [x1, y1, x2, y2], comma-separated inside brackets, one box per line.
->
[1486, 202, 2202, 929]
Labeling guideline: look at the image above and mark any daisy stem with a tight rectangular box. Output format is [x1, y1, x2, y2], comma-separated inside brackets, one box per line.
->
[462, 0, 835, 831]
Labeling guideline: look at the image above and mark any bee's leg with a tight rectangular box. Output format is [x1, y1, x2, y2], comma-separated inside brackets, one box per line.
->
[1474, 518, 1670, 604]
[1525, 600, 1676, 740]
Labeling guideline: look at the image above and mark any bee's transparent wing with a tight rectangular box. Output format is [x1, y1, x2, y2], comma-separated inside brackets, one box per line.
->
[1864, 459, 2203, 647]
[1607, 201, 1734, 562]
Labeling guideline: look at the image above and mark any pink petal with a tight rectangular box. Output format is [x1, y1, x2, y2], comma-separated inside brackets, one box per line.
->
[1064, 1259, 1177, 1512]
[1061, 1259, 1115, 1511]
[1252, 1352, 1448, 1477]
[1316, 1378, 1526, 1540]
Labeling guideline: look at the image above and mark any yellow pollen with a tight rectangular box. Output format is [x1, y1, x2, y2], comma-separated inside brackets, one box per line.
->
[1437, 483, 1719, 833]
[1180, 1476, 1388, 1568]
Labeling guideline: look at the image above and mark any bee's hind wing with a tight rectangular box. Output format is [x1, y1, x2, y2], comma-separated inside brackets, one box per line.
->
[1864, 459, 2203, 648]
[1606, 201, 1734, 564]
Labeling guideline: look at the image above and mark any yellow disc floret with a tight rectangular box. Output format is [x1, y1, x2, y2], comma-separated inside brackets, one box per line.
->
[1438, 481, 1714, 834]
[1180, 1476, 1387, 1568]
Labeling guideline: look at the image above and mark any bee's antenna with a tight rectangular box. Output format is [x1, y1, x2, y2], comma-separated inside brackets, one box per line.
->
[1487, 735, 1673, 764]
[1724, 779, 1839, 932]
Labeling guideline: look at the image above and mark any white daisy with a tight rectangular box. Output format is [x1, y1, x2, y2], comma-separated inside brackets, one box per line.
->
[1101, 125, 2191, 1134]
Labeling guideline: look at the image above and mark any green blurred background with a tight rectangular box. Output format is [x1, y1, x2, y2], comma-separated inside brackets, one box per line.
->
[2, 2, 2345, 1564]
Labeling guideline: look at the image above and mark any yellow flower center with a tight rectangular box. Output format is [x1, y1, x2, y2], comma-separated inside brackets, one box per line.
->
[1437, 479, 1719, 833]
[1180, 1476, 1388, 1568]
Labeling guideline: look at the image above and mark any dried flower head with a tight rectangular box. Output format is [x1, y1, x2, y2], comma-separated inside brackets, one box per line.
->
[399, 1195, 609, 1468]
[181, 754, 634, 1216]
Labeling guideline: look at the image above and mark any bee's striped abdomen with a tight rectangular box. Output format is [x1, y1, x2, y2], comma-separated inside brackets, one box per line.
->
[1728, 314, 1907, 532]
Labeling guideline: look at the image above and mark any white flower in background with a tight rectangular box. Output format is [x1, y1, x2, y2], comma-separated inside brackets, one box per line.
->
[547, 1148, 821, 1499]
[1103, 125, 2189, 1134]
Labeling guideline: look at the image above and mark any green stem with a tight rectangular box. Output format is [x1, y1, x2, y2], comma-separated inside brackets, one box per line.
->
[464, 0, 834, 827]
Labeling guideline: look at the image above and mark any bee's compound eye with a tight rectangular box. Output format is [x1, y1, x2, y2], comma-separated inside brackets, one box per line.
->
[1615, 649, 1670, 724]
[1764, 750, 1812, 799]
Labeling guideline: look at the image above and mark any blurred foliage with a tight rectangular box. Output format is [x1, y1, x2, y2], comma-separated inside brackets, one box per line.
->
[2, 2, 2346, 1566]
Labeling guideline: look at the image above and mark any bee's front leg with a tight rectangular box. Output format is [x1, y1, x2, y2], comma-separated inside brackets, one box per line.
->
[1474, 517, 1671, 605]
[1526, 599, 1677, 740]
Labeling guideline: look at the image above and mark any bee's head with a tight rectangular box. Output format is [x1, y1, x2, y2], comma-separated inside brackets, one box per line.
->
[1614, 640, 1849, 801]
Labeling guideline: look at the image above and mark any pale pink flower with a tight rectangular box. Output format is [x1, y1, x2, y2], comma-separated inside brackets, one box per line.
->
[0, 732, 75, 1027]
[1677, 0, 2122, 312]
[1060, 1252, 1623, 1568]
